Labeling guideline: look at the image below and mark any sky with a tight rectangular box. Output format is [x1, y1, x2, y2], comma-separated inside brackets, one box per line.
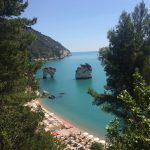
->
[22, 0, 150, 52]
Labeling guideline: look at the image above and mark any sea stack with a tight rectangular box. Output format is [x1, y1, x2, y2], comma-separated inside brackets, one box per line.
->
[43, 67, 56, 79]
[75, 63, 92, 79]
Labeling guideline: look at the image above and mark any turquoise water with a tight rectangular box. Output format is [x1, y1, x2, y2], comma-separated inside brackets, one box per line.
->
[36, 51, 112, 139]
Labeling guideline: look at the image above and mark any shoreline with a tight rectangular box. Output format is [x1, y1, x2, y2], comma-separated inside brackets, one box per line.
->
[32, 53, 72, 62]
[38, 98, 105, 140]
[38, 99, 84, 134]
[38, 99, 88, 132]
[26, 99, 106, 149]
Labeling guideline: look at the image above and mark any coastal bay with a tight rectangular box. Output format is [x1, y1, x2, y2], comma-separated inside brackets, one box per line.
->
[36, 51, 113, 139]
[26, 99, 106, 149]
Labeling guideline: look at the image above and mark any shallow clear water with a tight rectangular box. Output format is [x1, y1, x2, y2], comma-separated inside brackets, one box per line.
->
[36, 51, 113, 138]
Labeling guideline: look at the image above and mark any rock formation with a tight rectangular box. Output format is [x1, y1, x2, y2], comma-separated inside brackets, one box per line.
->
[75, 63, 92, 79]
[43, 67, 56, 79]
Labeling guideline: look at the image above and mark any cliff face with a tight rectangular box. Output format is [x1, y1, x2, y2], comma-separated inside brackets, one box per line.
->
[75, 63, 92, 79]
[28, 28, 71, 60]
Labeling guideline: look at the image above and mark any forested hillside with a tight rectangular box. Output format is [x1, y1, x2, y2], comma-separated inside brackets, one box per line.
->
[28, 28, 71, 60]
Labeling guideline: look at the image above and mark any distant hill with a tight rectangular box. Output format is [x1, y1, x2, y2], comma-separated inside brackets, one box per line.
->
[28, 28, 71, 60]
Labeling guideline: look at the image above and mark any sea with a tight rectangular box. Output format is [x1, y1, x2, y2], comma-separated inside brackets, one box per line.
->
[36, 51, 113, 139]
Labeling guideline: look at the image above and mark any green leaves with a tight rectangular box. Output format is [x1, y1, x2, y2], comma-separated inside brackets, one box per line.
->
[0, 0, 28, 18]
[105, 71, 150, 149]
[0, 105, 42, 149]
[89, 1, 150, 118]
[90, 142, 104, 150]
[89, 1, 150, 149]
[0, 1, 64, 149]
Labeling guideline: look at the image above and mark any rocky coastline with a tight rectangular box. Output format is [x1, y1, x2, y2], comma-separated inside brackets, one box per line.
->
[32, 51, 72, 61]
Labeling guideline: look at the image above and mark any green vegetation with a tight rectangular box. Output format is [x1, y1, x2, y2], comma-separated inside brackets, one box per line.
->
[89, 1, 150, 119]
[89, 1, 150, 149]
[0, 0, 64, 149]
[90, 142, 104, 150]
[106, 71, 150, 149]
[28, 28, 71, 59]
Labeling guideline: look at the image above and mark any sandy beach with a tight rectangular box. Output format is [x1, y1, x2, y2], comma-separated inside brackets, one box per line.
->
[25, 99, 106, 150]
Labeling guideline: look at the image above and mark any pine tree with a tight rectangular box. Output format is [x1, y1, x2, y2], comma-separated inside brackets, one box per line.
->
[0, 0, 37, 107]
[89, 1, 150, 120]
[0, 1, 64, 149]
[105, 71, 150, 150]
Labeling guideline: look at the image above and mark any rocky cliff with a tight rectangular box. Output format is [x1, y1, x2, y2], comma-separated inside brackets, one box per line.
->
[28, 28, 71, 60]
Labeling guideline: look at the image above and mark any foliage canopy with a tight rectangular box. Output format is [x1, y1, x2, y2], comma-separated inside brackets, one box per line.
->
[89, 1, 150, 119]
[89, 1, 150, 149]
[106, 71, 150, 150]
[0, 0, 64, 149]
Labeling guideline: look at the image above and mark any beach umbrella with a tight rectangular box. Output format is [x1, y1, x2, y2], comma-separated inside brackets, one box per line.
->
[39, 122, 44, 125]
[51, 132, 60, 136]
[45, 127, 49, 132]
[73, 143, 78, 147]
[58, 120, 63, 124]
[99, 140, 106, 144]
[45, 114, 49, 118]
[36, 91, 40, 96]
[83, 132, 88, 136]
[77, 143, 82, 147]
[32, 104, 37, 108]
[88, 135, 94, 138]
[78, 146, 84, 150]
[94, 137, 99, 141]
[24, 103, 28, 106]
[51, 129, 60, 132]
[53, 122, 59, 126]
[43, 120, 48, 124]
[63, 122, 73, 129]
[76, 139, 80, 143]
[50, 113, 54, 116]
[70, 137, 74, 140]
